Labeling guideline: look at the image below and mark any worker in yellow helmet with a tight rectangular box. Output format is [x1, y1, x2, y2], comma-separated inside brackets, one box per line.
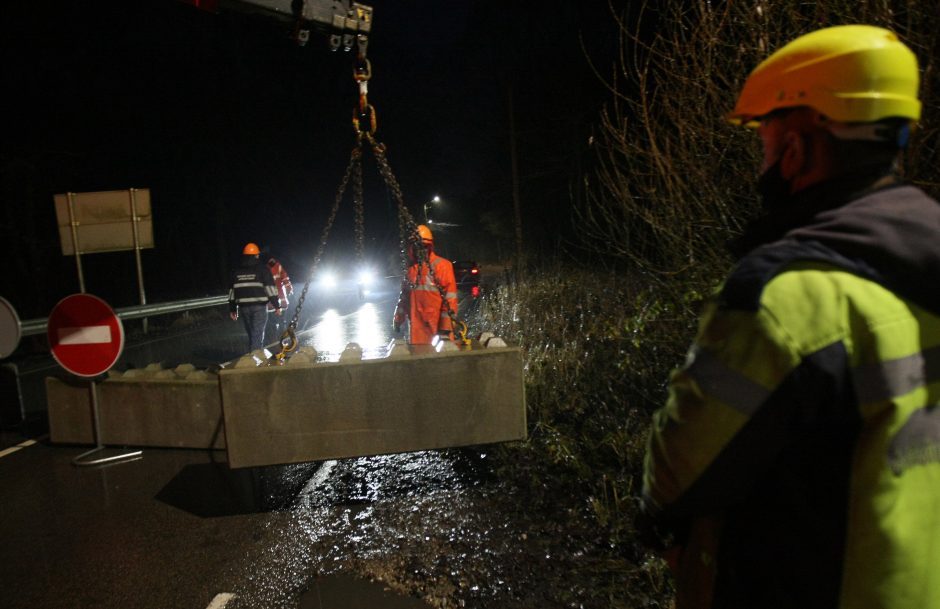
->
[228, 242, 281, 353]
[640, 25, 940, 609]
[392, 224, 459, 345]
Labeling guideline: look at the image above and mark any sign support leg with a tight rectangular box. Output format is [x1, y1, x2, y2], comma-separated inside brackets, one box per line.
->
[71, 380, 142, 467]
[129, 189, 149, 334]
[65, 192, 86, 294]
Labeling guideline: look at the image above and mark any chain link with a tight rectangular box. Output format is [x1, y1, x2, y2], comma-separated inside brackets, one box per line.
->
[352, 147, 366, 266]
[285, 140, 363, 337]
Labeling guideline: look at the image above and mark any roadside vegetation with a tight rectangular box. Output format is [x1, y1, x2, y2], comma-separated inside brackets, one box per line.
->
[471, 1, 939, 606]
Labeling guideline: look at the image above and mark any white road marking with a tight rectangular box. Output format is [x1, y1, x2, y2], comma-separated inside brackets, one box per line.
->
[58, 325, 112, 345]
[206, 593, 236, 609]
[0, 436, 44, 459]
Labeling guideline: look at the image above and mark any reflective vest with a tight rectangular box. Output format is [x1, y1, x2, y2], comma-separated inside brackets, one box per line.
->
[229, 259, 279, 312]
[395, 252, 458, 345]
[643, 185, 940, 609]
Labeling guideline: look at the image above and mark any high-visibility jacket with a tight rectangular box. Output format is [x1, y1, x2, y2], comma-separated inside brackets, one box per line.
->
[394, 252, 458, 345]
[266, 257, 293, 311]
[229, 258, 279, 313]
[642, 183, 940, 609]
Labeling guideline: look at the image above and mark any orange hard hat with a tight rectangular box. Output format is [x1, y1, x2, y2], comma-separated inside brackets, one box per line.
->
[417, 224, 433, 243]
[242, 242, 260, 255]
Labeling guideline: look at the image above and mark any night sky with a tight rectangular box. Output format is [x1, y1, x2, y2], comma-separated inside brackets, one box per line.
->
[2, 0, 618, 318]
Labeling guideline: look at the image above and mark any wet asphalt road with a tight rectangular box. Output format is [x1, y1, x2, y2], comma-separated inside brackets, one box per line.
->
[0, 279, 485, 609]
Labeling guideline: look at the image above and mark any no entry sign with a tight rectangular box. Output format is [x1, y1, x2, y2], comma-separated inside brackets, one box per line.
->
[48, 294, 124, 377]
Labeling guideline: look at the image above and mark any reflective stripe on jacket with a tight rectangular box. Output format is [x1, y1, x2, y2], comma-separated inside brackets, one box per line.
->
[643, 185, 940, 609]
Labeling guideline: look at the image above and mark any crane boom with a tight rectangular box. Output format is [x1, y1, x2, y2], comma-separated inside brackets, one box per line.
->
[179, 0, 373, 51]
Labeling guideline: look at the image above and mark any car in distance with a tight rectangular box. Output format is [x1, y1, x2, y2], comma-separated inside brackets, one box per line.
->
[452, 260, 481, 298]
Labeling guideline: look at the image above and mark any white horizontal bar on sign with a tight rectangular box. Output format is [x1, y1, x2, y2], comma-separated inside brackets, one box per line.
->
[58, 326, 112, 345]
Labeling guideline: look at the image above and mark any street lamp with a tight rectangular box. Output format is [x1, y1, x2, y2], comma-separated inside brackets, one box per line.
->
[423, 195, 441, 224]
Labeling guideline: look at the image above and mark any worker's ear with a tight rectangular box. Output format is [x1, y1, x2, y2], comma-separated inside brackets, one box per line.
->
[778, 131, 807, 181]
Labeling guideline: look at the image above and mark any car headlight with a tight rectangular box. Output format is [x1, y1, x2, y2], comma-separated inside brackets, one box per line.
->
[357, 269, 375, 287]
[319, 271, 337, 289]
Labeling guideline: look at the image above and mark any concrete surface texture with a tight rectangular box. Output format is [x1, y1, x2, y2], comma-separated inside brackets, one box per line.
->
[220, 347, 527, 468]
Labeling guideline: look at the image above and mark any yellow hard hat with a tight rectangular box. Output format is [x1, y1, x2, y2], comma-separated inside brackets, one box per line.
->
[728, 25, 921, 127]
[417, 224, 433, 243]
[242, 242, 260, 255]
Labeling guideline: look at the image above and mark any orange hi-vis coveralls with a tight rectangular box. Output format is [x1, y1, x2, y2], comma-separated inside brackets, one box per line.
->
[394, 252, 458, 345]
[266, 257, 293, 312]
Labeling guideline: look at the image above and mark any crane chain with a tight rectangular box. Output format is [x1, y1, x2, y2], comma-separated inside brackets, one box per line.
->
[275, 140, 363, 360]
[365, 133, 464, 342]
[352, 145, 366, 266]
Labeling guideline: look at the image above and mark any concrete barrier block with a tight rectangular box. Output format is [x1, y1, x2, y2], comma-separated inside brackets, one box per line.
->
[385, 339, 410, 359]
[46, 375, 225, 449]
[121, 368, 150, 379]
[219, 346, 527, 468]
[174, 363, 196, 377]
[286, 346, 318, 366]
[234, 352, 266, 369]
[46, 378, 94, 444]
[339, 342, 363, 362]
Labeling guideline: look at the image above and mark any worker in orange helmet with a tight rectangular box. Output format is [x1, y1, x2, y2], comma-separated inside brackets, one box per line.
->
[228, 242, 281, 353]
[393, 224, 459, 345]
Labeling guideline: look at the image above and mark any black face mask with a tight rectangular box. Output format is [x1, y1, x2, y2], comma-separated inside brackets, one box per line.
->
[756, 158, 792, 213]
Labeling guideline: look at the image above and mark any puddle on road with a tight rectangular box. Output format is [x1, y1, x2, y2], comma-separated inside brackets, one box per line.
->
[294, 450, 495, 509]
[300, 302, 393, 362]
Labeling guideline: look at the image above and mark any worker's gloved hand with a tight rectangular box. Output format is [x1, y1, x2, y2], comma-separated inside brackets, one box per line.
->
[275, 308, 283, 317]
[230, 312, 238, 321]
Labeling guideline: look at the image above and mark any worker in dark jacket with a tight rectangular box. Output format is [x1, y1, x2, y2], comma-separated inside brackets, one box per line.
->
[229, 242, 280, 353]
[641, 25, 940, 609]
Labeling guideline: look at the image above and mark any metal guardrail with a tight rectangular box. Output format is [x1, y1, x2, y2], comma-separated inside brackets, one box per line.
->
[20, 295, 230, 337]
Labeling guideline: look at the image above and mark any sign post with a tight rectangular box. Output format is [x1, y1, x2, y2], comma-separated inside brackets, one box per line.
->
[47, 294, 142, 466]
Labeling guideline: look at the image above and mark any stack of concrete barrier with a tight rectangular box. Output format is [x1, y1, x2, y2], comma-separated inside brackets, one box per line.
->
[46, 335, 527, 466]
[46, 363, 224, 449]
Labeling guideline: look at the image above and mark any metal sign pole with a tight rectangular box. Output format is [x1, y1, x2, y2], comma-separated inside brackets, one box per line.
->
[71, 379, 142, 467]
[65, 192, 86, 294]
[129, 189, 148, 334]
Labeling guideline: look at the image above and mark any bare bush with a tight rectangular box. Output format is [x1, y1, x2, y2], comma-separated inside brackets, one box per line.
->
[580, 0, 940, 292]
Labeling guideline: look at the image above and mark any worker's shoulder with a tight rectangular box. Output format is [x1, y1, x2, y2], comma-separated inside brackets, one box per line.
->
[718, 239, 865, 312]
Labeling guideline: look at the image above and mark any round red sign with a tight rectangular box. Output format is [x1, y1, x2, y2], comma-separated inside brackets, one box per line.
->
[47, 294, 124, 377]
